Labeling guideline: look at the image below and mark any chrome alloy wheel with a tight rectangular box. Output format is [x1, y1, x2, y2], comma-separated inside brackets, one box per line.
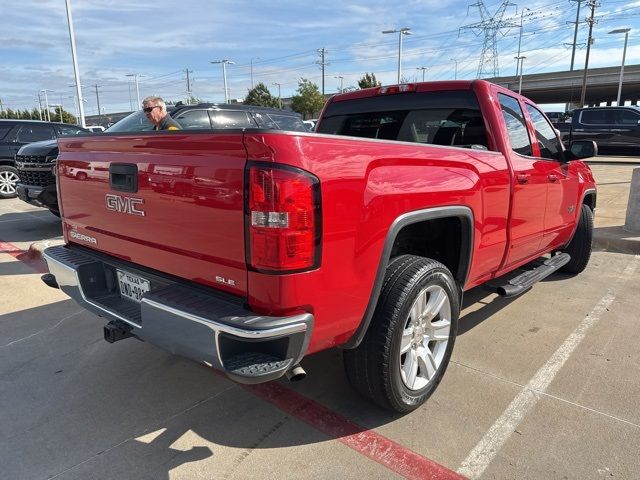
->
[399, 284, 451, 391]
[0, 170, 19, 196]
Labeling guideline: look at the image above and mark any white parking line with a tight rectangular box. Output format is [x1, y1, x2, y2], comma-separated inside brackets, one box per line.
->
[457, 255, 640, 479]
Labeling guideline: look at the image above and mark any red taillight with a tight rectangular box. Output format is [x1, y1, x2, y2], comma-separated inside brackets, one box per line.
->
[247, 164, 320, 272]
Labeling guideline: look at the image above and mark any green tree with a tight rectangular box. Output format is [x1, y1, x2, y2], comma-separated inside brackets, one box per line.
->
[244, 82, 280, 108]
[290, 78, 325, 119]
[49, 107, 76, 124]
[358, 72, 381, 89]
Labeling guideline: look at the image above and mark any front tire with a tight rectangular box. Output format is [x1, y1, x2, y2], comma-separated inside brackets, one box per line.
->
[0, 165, 19, 199]
[344, 255, 460, 412]
[560, 204, 593, 274]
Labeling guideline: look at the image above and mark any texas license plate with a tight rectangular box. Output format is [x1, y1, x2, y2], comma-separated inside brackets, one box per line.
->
[117, 270, 150, 302]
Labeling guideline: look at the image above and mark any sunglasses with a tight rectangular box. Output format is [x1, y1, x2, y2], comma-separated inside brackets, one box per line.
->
[143, 106, 160, 113]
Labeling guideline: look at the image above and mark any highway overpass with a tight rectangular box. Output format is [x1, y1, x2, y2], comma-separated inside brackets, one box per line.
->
[486, 64, 640, 107]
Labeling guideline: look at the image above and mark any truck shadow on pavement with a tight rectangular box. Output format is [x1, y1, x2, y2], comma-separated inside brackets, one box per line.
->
[1, 300, 406, 479]
[0, 210, 62, 243]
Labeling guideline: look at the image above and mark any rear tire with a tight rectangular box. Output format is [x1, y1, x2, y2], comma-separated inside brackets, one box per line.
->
[560, 204, 593, 274]
[0, 165, 19, 199]
[344, 255, 459, 412]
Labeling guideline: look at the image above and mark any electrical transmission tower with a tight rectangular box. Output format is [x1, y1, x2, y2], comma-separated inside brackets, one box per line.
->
[461, 1, 519, 78]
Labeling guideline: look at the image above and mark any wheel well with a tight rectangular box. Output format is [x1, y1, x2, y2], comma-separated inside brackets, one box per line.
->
[0, 159, 15, 167]
[389, 216, 468, 285]
[583, 192, 596, 211]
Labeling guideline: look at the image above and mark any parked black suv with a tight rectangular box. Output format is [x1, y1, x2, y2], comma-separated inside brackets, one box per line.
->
[15, 104, 307, 215]
[0, 120, 88, 199]
[553, 106, 640, 154]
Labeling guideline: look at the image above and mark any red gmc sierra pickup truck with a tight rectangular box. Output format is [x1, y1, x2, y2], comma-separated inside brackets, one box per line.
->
[42, 80, 597, 412]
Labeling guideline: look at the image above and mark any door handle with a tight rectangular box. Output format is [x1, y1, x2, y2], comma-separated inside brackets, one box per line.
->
[548, 174, 559, 183]
[517, 174, 529, 184]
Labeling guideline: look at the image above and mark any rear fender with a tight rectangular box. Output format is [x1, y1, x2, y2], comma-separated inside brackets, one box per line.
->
[342, 206, 474, 349]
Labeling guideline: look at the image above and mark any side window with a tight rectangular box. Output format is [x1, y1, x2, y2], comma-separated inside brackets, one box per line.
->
[580, 109, 609, 125]
[212, 110, 255, 128]
[265, 114, 307, 132]
[16, 124, 56, 143]
[525, 104, 564, 161]
[613, 109, 640, 125]
[498, 93, 532, 156]
[174, 110, 212, 129]
[57, 125, 86, 136]
[0, 125, 12, 140]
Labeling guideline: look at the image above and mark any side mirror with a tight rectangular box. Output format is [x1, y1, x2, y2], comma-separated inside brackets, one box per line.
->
[568, 140, 597, 160]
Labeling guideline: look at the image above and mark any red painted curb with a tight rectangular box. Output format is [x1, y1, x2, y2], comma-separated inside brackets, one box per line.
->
[0, 241, 48, 273]
[246, 382, 466, 480]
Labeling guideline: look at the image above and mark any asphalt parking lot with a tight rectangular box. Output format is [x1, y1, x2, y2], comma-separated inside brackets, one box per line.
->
[1, 160, 639, 480]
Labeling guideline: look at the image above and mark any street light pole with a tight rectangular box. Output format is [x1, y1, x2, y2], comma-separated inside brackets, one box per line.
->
[126, 74, 142, 108]
[40, 89, 52, 122]
[515, 56, 526, 94]
[272, 83, 282, 108]
[334, 75, 344, 93]
[382, 27, 412, 83]
[416, 66, 428, 82]
[211, 60, 234, 103]
[64, 0, 86, 127]
[608, 28, 631, 106]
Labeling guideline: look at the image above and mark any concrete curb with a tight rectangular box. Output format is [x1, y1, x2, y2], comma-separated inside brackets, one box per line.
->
[593, 227, 640, 255]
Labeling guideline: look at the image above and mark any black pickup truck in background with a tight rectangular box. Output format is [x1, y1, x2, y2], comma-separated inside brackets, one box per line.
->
[554, 106, 640, 154]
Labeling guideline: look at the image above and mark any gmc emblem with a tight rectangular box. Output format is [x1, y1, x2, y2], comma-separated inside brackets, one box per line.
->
[105, 194, 145, 216]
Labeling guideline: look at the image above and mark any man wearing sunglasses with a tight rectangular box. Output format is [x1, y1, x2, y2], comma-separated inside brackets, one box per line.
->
[141, 96, 182, 131]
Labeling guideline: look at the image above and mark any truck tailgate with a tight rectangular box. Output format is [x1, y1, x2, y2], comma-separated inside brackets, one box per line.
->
[56, 133, 248, 296]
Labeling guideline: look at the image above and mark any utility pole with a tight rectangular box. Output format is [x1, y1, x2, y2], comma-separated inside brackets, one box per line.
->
[316, 48, 328, 95]
[92, 84, 102, 123]
[184, 68, 193, 103]
[515, 8, 530, 76]
[126, 73, 142, 108]
[37, 93, 43, 120]
[416, 66, 428, 82]
[0, 99, 3, 116]
[272, 83, 282, 109]
[250, 57, 260, 88]
[451, 58, 459, 79]
[567, 0, 585, 71]
[65, 0, 86, 127]
[579, 0, 598, 107]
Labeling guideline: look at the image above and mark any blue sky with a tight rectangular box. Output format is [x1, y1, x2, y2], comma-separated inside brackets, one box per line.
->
[2, 0, 639, 116]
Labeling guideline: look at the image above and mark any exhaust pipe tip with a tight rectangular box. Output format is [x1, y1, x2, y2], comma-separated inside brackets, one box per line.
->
[285, 364, 306, 382]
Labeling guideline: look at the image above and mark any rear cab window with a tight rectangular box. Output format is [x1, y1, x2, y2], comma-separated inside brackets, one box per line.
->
[317, 90, 490, 150]
[613, 108, 640, 125]
[579, 109, 610, 125]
